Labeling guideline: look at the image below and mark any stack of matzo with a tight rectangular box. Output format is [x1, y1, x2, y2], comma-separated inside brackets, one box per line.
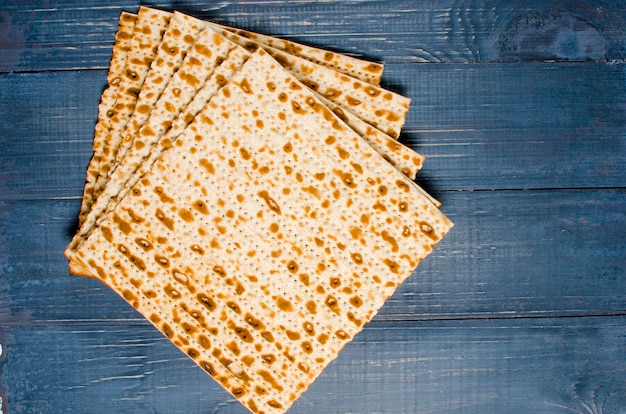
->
[66, 7, 453, 414]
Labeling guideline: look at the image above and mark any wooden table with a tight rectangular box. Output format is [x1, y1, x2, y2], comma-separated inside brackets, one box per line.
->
[1, 1, 625, 412]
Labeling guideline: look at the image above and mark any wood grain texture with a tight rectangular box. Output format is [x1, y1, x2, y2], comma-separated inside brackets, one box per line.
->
[1, 318, 625, 413]
[1, 1, 625, 413]
[1, 0, 625, 73]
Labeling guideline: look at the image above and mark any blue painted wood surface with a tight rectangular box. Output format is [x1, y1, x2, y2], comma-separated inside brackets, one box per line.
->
[1, 1, 625, 413]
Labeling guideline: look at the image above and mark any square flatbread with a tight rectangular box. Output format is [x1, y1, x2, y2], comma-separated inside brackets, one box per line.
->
[72, 49, 452, 414]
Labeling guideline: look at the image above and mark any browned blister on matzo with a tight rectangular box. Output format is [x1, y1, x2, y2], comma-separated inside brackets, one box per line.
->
[78, 11, 137, 226]
[74, 49, 452, 414]
[211, 22, 384, 85]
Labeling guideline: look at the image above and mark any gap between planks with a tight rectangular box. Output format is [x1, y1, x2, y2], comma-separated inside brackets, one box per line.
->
[5, 186, 626, 203]
[3, 312, 626, 328]
[2, 60, 623, 76]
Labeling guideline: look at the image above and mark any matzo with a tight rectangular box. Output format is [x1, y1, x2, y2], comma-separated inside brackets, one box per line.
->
[91, 7, 171, 201]
[78, 11, 136, 225]
[78, 8, 400, 219]
[207, 25, 410, 138]
[73, 49, 452, 413]
[67, 46, 422, 268]
[214, 23, 383, 85]
[67, 34, 244, 259]
[313, 92, 423, 179]
[112, 12, 207, 167]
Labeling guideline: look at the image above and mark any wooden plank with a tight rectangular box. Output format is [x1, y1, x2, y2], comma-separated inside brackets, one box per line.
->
[2, 188, 624, 325]
[1, 317, 625, 413]
[0, 70, 103, 201]
[1, 0, 625, 73]
[396, 61, 626, 192]
[1, 62, 624, 200]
